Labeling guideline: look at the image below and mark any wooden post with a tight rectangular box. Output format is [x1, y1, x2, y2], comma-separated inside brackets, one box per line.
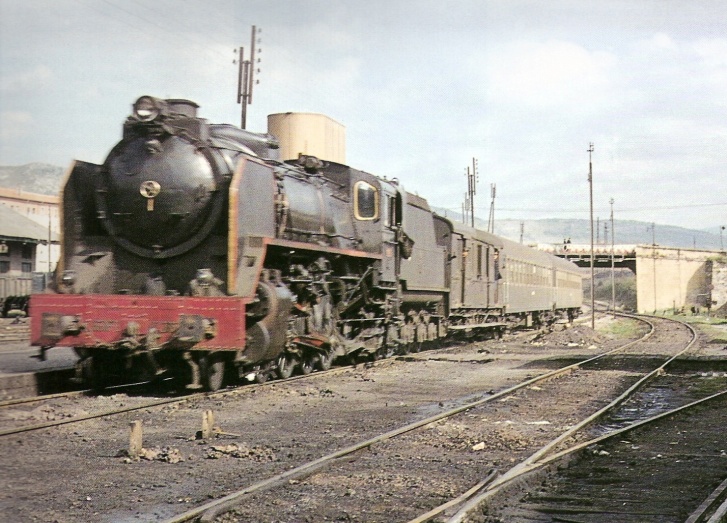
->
[202, 410, 215, 439]
[129, 420, 143, 457]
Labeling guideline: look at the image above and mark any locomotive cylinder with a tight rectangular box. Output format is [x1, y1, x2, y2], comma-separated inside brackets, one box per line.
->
[243, 280, 294, 362]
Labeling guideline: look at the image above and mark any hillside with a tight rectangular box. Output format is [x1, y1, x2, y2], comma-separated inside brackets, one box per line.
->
[0, 163, 722, 251]
[494, 218, 723, 251]
[0, 163, 64, 195]
[434, 211, 724, 251]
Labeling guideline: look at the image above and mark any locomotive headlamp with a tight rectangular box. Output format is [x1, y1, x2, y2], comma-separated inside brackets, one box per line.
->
[133, 96, 161, 122]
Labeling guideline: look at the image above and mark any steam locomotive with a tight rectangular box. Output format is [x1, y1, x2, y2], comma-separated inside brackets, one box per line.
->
[30, 96, 582, 391]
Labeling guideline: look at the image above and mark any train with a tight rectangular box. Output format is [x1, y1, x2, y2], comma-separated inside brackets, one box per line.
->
[30, 95, 583, 391]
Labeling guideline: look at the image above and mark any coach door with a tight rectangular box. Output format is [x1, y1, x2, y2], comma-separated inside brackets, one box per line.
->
[484, 245, 492, 307]
[491, 248, 501, 306]
[458, 236, 467, 305]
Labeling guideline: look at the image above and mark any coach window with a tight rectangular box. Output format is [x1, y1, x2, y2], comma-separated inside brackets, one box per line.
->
[354, 181, 379, 220]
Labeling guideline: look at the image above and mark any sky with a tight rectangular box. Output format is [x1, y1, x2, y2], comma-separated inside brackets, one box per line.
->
[0, 0, 726, 232]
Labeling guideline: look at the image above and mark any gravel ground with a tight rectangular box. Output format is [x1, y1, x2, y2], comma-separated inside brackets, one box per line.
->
[2, 316, 702, 523]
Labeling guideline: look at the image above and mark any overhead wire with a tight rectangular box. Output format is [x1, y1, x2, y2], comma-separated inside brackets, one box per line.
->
[437, 201, 727, 217]
[127, 0, 239, 54]
[77, 0, 232, 61]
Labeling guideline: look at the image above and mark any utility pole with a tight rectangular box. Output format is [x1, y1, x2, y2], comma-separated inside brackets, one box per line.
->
[646, 222, 657, 314]
[464, 158, 479, 228]
[462, 192, 469, 225]
[721, 225, 725, 251]
[588, 143, 595, 329]
[236, 25, 261, 129]
[596, 217, 600, 245]
[47, 204, 52, 278]
[610, 198, 615, 318]
[520, 221, 524, 244]
[488, 183, 496, 234]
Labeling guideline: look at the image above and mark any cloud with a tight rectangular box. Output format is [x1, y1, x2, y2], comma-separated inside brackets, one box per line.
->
[484, 40, 617, 109]
[0, 65, 53, 93]
[648, 33, 677, 51]
[0, 111, 33, 139]
[693, 38, 727, 67]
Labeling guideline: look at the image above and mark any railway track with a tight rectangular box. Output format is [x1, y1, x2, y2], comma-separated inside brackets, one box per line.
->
[449, 384, 727, 522]
[152, 313, 706, 523]
[6, 313, 714, 523]
[0, 318, 600, 438]
[432, 314, 727, 523]
[0, 362, 362, 438]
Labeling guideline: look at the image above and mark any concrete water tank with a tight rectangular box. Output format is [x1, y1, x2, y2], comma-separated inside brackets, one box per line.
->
[267, 112, 346, 164]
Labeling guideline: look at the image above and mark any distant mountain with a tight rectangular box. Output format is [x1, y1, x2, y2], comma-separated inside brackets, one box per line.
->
[433, 210, 724, 251]
[0, 164, 723, 251]
[0, 163, 64, 195]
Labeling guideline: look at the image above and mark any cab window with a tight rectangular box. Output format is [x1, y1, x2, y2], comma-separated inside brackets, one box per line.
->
[354, 181, 379, 220]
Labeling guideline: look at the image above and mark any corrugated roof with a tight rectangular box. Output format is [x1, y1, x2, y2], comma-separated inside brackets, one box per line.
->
[0, 203, 59, 242]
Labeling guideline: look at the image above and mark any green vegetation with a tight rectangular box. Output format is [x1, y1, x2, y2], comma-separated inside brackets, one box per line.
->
[690, 375, 727, 396]
[661, 311, 727, 344]
[663, 312, 727, 327]
[584, 272, 637, 311]
[595, 317, 644, 339]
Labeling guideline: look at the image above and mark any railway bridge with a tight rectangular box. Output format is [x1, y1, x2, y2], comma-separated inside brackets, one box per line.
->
[540, 243, 727, 315]
[542, 243, 638, 272]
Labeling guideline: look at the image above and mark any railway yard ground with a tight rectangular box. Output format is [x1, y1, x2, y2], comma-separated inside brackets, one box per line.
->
[0, 318, 78, 400]
[1, 313, 727, 523]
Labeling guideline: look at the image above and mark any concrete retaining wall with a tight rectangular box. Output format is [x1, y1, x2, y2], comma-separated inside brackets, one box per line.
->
[636, 246, 726, 314]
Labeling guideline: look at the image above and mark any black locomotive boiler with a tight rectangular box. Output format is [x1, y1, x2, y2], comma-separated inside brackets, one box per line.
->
[31, 96, 582, 391]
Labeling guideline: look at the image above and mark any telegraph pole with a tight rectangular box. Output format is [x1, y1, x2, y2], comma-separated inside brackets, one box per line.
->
[588, 143, 595, 329]
[610, 198, 615, 318]
[236, 25, 261, 129]
[596, 217, 600, 244]
[47, 204, 52, 277]
[462, 192, 469, 225]
[646, 222, 657, 314]
[488, 183, 496, 234]
[464, 158, 479, 228]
